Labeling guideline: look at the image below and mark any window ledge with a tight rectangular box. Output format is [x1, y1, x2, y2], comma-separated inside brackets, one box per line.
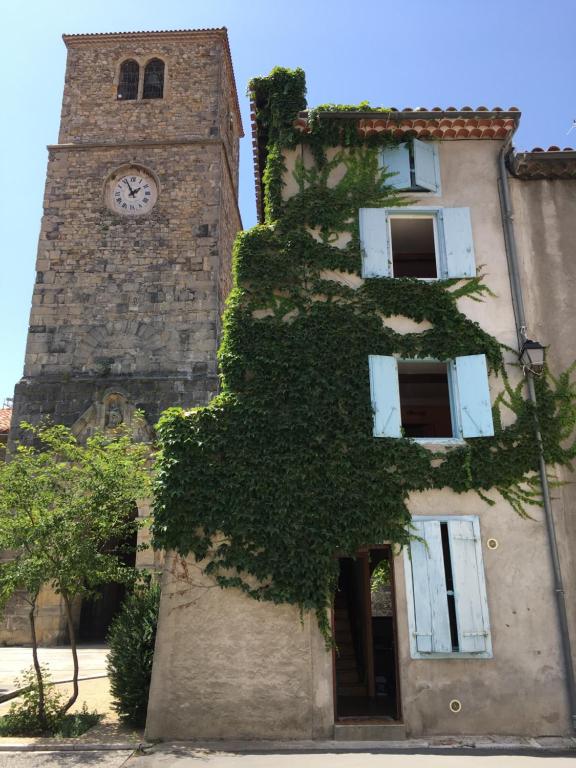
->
[409, 437, 466, 448]
[411, 651, 493, 660]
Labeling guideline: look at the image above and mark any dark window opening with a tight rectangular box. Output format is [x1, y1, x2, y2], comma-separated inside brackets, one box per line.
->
[440, 522, 460, 651]
[117, 60, 139, 101]
[398, 362, 453, 438]
[143, 59, 165, 99]
[390, 217, 437, 278]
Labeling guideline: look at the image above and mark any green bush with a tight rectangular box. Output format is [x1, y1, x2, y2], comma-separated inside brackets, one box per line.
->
[0, 666, 100, 737]
[106, 580, 161, 727]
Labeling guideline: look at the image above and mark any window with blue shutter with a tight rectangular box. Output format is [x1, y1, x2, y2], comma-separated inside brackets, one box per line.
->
[359, 207, 476, 280]
[381, 139, 441, 193]
[359, 209, 391, 277]
[368, 355, 401, 438]
[453, 354, 494, 438]
[369, 356, 493, 442]
[405, 516, 492, 659]
[441, 208, 476, 278]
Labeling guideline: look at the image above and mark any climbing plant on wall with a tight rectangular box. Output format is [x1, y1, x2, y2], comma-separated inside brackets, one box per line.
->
[152, 67, 576, 638]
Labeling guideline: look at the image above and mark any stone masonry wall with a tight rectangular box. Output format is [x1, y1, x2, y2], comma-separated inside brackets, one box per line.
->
[6, 30, 242, 644]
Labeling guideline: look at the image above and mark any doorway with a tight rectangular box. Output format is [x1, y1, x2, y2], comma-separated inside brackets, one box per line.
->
[78, 514, 138, 643]
[334, 547, 400, 720]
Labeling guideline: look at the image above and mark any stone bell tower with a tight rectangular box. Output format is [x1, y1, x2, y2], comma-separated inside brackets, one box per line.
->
[4, 28, 242, 644]
[10, 27, 242, 445]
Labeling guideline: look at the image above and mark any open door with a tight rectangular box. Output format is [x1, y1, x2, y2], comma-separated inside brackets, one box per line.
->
[333, 547, 400, 720]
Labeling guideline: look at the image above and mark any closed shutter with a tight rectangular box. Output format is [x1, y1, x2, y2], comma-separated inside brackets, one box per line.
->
[448, 519, 491, 653]
[380, 143, 411, 190]
[410, 520, 452, 653]
[413, 139, 440, 193]
[441, 207, 476, 278]
[454, 354, 494, 438]
[359, 208, 391, 277]
[368, 355, 401, 438]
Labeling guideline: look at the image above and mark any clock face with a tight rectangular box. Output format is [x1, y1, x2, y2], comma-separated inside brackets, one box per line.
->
[108, 167, 158, 216]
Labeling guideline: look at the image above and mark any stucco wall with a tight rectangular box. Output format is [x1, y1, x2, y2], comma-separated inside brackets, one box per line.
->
[510, 174, 576, 698]
[146, 137, 572, 739]
[146, 551, 334, 740]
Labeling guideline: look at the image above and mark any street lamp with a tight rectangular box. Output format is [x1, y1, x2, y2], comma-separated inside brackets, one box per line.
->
[519, 338, 546, 374]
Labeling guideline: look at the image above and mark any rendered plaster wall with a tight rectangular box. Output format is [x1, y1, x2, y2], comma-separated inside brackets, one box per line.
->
[397, 491, 569, 736]
[510, 174, 576, 696]
[146, 138, 569, 739]
[145, 551, 334, 741]
[390, 142, 569, 735]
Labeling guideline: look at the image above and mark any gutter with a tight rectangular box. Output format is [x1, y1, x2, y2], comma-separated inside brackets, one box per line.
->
[498, 139, 576, 732]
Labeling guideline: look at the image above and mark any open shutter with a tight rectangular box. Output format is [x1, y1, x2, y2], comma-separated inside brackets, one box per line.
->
[454, 354, 494, 438]
[448, 519, 491, 653]
[413, 139, 440, 193]
[380, 143, 411, 190]
[441, 207, 476, 277]
[368, 355, 401, 438]
[410, 521, 452, 653]
[359, 208, 390, 277]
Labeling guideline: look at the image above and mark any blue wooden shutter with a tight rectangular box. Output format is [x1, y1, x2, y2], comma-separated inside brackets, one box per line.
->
[410, 521, 452, 653]
[413, 139, 440, 193]
[380, 143, 411, 190]
[448, 519, 491, 654]
[454, 354, 494, 438]
[368, 355, 401, 438]
[359, 208, 390, 277]
[441, 207, 476, 278]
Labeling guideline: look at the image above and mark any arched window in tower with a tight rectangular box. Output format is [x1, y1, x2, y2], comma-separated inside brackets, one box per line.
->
[143, 59, 165, 99]
[117, 60, 139, 101]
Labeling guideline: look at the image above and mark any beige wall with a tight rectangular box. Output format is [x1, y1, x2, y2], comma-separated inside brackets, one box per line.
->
[146, 551, 333, 740]
[511, 174, 576, 700]
[146, 138, 573, 738]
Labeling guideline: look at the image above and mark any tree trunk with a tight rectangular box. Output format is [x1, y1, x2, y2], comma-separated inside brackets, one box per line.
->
[61, 592, 79, 714]
[28, 592, 47, 730]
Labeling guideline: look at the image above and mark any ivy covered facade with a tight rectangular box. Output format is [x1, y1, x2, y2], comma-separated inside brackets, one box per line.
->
[147, 69, 576, 740]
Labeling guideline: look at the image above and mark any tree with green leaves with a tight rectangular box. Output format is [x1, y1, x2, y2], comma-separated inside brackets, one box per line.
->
[0, 422, 151, 731]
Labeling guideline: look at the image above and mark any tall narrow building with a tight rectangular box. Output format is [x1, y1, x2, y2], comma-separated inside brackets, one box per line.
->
[4, 28, 243, 644]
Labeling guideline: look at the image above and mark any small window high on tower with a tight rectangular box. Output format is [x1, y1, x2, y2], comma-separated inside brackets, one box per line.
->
[117, 60, 139, 101]
[143, 59, 165, 99]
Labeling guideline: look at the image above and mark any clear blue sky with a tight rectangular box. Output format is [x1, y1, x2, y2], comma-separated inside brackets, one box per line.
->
[1, 0, 575, 405]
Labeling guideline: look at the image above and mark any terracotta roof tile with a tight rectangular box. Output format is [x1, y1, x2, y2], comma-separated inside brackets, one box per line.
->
[0, 408, 12, 434]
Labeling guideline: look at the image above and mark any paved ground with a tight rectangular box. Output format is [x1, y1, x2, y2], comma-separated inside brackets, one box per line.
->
[0, 751, 131, 767]
[1, 748, 575, 768]
[0, 647, 109, 695]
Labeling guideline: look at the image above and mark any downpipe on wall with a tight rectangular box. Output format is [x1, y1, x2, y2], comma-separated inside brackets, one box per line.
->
[498, 139, 576, 732]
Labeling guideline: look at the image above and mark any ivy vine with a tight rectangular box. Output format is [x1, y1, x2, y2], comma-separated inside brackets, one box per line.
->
[152, 67, 576, 638]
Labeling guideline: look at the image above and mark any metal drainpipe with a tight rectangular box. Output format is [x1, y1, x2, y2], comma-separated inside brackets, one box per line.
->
[498, 139, 576, 732]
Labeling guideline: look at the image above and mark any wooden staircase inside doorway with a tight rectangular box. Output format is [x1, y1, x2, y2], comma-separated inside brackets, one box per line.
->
[334, 596, 368, 699]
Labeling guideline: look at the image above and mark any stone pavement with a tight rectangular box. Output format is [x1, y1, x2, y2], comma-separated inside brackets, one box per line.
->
[2, 745, 576, 768]
[0, 646, 109, 695]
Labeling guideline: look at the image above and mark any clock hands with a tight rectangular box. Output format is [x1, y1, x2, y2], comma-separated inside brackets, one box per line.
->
[123, 179, 142, 198]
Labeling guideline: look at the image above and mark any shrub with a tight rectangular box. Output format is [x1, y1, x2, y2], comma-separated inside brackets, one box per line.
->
[0, 667, 100, 737]
[106, 580, 161, 727]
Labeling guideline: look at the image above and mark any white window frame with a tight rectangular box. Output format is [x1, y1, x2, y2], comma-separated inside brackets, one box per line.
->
[403, 515, 493, 660]
[397, 358, 463, 446]
[388, 208, 449, 279]
[387, 212, 442, 280]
